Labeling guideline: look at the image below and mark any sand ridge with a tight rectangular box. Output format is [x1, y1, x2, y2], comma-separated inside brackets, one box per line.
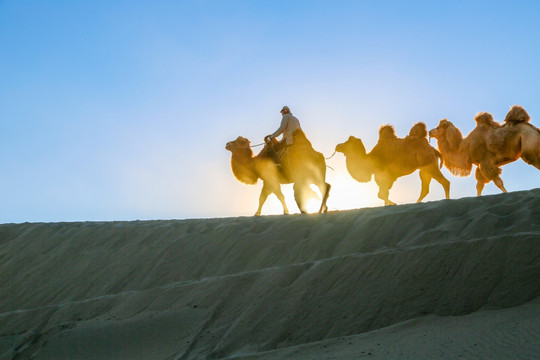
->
[1, 189, 539, 359]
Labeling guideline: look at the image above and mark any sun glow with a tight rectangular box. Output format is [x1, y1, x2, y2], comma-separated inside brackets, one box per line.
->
[325, 172, 380, 212]
[253, 173, 382, 216]
[305, 185, 323, 214]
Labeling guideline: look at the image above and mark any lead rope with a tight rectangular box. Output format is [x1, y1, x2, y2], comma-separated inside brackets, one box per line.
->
[325, 150, 337, 171]
[326, 150, 337, 160]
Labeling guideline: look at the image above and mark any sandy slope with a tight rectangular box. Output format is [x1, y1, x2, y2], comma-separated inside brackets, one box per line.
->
[0, 189, 539, 359]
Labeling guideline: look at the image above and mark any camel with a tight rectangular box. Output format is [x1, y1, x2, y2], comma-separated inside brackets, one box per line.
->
[225, 130, 331, 215]
[429, 105, 540, 195]
[335, 122, 450, 205]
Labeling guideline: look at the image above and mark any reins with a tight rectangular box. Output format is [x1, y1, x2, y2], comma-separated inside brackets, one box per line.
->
[250, 142, 265, 148]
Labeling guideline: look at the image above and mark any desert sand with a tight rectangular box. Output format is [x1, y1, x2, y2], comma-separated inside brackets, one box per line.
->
[1, 189, 539, 359]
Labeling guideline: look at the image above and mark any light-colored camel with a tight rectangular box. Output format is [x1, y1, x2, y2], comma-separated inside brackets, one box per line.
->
[335, 122, 450, 205]
[429, 105, 540, 195]
[226, 131, 331, 215]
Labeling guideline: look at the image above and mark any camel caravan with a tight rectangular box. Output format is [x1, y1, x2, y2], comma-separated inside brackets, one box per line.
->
[226, 105, 540, 215]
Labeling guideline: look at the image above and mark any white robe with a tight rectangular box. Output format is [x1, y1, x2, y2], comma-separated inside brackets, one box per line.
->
[271, 113, 301, 145]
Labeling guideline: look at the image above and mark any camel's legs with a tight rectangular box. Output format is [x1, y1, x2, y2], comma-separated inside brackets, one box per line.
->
[476, 183, 485, 196]
[476, 165, 507, 195]
[380, 192, 396, 206]
[317, 182, 331, 213]
[375, 176, 396, 206]
[474, 167, 488, 196]
[430, 164, 450, 199]
[478, 160, 507, 194]
[274, 188, 289, 215]
[256, 183, 289, 216]
[417, 169, 432, 203]
[492, 176, 508, 193]
[255, 185, 271, 216]
[293, 183, 308, 214]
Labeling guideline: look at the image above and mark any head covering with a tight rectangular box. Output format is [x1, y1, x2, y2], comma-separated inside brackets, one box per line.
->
[281, 106, 290, 112]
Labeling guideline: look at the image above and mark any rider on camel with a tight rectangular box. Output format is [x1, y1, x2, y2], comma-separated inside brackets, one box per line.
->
[265, 106, 302, 162]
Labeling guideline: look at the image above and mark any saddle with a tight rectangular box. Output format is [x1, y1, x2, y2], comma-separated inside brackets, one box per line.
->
[265, 140, 288, 165]
[263, 129, 316, 180]
[264, 130, 313, 165]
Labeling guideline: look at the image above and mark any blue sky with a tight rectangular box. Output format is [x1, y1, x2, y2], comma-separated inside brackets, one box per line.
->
[1, 0, 539, 222]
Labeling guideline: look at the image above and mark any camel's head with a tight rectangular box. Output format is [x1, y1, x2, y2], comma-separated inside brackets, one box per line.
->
[226, 136, 251, 152]
[504, 105, 530, 124]
[335, 136, 367, 157]
[336, 136, 372, 182]
[429, 119, 452, 140]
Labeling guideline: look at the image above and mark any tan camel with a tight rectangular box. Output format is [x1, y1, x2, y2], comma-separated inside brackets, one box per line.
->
[429, 105, 540, 195]
[226, 131, 331, 215]
[335, 122, 450, 205]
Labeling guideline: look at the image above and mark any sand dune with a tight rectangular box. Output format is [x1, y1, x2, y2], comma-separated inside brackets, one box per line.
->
[1, 189, 539, 359]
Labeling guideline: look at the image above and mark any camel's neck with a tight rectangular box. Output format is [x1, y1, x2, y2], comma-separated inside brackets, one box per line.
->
[435, 133, 472, 176]
[437, 134, 462, 155]
[345, 152, 374, 183]
[230, 149, 259, 185]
